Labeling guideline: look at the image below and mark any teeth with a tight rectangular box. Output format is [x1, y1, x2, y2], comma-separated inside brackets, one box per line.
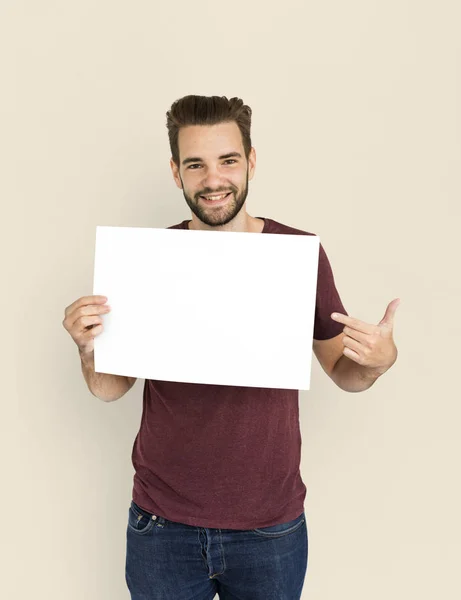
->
[204, 193, 228, 200]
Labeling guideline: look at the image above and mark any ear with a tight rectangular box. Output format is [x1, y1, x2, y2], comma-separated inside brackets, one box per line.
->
[170, 157, 183, 189]
[248, 147, 256, 181]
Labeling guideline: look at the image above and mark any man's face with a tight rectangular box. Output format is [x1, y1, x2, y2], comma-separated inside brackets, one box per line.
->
[170, 121, 256, 227]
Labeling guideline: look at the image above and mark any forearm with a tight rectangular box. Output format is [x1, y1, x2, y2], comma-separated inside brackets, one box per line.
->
[331, 354, 384, 393]
[79, 350, 134, 402]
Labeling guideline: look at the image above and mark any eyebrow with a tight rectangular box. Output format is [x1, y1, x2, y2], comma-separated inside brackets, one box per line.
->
[182, 152, 242, 166]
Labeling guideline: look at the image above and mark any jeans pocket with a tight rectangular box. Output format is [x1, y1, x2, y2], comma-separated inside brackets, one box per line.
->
[127, 501, 156, 535]
[251, 512, 306, 538]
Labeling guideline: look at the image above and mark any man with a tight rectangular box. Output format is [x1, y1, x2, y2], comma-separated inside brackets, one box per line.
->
[62, 95, 399, 600]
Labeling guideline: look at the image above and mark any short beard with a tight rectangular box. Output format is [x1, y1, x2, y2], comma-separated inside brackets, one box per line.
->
[180, 168, 249, 228]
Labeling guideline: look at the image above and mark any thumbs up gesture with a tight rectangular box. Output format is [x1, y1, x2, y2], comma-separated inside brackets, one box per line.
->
[331, 298, 400, 375]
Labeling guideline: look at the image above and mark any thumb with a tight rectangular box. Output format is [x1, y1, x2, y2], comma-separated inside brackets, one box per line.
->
[379, 298, 400, 327]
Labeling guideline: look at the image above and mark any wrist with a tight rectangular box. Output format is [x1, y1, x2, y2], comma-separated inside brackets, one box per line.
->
[79, 347, 94, 366]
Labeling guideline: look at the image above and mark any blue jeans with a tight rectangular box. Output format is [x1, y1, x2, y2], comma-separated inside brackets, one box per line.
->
[126, 500, 308, 599]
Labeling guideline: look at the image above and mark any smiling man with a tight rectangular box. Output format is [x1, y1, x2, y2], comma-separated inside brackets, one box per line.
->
[63, 94, 399, 600]
[171, 118, 261, 232]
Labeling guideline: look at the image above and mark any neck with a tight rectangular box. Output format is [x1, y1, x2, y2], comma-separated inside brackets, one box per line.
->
[188, 213, 264, 234]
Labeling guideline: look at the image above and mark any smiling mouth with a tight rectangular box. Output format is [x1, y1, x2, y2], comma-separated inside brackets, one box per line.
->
[200, 192, 232, 205]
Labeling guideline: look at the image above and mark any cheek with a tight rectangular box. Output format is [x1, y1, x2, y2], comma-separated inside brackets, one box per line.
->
[231, 174, 246, 190]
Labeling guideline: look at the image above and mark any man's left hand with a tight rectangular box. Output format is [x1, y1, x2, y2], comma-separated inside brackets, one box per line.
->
[331, 298, 400, 375]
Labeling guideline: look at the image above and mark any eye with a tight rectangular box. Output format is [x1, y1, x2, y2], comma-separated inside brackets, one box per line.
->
[187, 159, 237, 170]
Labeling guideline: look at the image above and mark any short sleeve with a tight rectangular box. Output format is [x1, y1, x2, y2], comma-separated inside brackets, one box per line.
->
[313, 243, 348, 340]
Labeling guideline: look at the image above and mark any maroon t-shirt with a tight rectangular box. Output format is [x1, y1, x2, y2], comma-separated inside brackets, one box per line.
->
[131, 217, 348, 529]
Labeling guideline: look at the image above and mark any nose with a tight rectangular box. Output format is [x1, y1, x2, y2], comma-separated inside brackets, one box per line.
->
[201, 165, 226, 192]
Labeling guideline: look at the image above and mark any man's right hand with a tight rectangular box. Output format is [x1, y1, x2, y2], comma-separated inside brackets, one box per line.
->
[62, 295, 111, 355]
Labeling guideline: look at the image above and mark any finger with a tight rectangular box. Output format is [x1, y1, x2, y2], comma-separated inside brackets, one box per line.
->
[379, 298, 400, 326]
[64, 295, 108, 318]
[66, 315, 103, 339]
[342, 346, 361, 362]
[76, 324, 104, 350]
[73, 318, 104, 346]
[331, 313, 376, 334]
[342, 335, 366, 355]
[343, 325, 379, 346]
[81, 323, 103, 339]
[66, 303, 111, 329]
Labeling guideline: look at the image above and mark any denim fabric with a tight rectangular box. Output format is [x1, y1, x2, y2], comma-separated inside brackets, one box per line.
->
[126, 500, 308, 599]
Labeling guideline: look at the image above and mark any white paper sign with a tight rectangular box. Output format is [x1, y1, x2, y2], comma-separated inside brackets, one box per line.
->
[93, 225, 319, 390]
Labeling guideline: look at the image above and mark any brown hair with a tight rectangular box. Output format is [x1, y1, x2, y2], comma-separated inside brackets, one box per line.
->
[166, 95, 252, 167]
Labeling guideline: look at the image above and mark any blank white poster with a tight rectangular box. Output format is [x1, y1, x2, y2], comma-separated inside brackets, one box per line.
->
[93, 225, 319, 390]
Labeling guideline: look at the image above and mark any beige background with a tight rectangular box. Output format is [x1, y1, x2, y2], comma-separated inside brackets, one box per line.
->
[2, 1, 460, 598]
